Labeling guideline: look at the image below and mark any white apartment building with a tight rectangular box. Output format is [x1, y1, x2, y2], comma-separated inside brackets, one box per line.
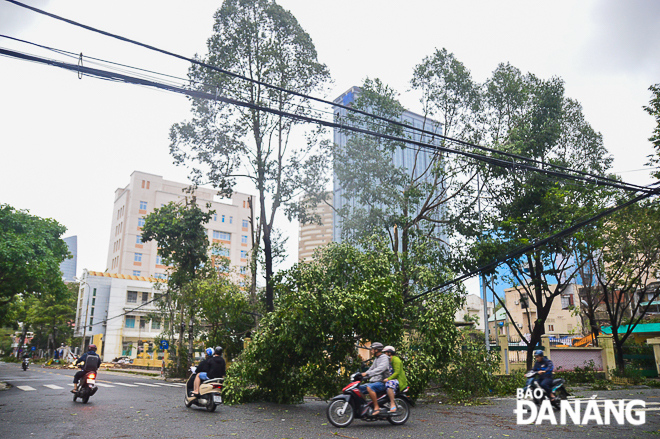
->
[454, 294, 494, 332]
[298, 192, 333, 262]
[107, 171, 254, 281]
[74, 269, 167, 361]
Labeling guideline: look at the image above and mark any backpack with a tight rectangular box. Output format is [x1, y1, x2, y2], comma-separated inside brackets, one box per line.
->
[84, 353, 100, 371]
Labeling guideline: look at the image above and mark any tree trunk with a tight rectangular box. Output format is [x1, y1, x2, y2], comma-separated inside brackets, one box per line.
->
[613, 334, 626, 374]
[187, 309, 195, 367]
[16, 324, 28, 358]
[176, 304, 184, 371]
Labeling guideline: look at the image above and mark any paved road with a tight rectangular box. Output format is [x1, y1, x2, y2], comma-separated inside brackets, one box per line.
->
[2, 362, 660, 438]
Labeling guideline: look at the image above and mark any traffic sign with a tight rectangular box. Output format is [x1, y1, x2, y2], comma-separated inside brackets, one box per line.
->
[159, 340, 169, 350]
[31, 346, 35, 351]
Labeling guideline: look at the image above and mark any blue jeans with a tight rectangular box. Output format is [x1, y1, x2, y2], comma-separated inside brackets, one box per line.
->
[359, 381, 386, 394]
[538, 375, 553, 394]
[198, 372, 208, 380]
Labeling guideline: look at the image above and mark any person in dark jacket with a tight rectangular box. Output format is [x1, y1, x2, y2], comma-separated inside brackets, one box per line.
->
[71, 344, 100, 393]
[193, 346, 225, 396]
[532, 349, 555, 399]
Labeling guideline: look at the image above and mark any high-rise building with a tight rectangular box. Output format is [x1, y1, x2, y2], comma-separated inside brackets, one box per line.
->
[60, 235, 77, 282]
[332, 86, 446, 243]
[298, 192, 333, 262]
[106, 171, 254, 279]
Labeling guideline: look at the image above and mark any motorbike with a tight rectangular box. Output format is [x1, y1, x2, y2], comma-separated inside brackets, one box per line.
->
[21, 358, 29, 371]
[72, 371, 99, 404]
[524, 370, 569, 409]
[326, 372, 413, 428]
[184, 371, 223, 412]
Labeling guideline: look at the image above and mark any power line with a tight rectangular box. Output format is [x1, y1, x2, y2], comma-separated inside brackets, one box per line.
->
[3, 0, 650, 194]
[1, 45, 654, 197]
[90, 290, 168, 327]
[403, 190, 658, 304]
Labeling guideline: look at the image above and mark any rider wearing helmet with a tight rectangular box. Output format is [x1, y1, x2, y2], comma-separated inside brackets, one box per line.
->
[533, 349, 555, 400]
[192, 346, 226, 397]
[192, 348, 214, 396]
[71, 344, 101, 393]
[383, 345, 407, 413]
[359, 342, 390, 416]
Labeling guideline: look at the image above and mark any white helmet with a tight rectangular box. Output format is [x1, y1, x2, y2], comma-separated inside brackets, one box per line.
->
[383, 346, 396, 354]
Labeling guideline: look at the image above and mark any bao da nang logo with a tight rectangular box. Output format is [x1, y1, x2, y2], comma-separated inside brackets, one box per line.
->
[514, 388, 646, 425]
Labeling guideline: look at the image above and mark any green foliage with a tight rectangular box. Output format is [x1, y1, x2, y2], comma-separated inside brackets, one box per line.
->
[170, 0, 330, 311]
[0, 204, 70, 325]
[492, 369, 526, 396]
[436, 333, 500, 401]
[222, 239, 463, 404]
[556, 360, 599, 385]
[644, 83, 660, 178]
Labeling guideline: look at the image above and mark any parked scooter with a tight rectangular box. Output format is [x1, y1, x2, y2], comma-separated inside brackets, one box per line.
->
[184, 371, 223, 412]
[72, 371, 98, 404]
[326, 372, 412, 428]
[524, 370, 569, 409]
[21, 358, 29, 371]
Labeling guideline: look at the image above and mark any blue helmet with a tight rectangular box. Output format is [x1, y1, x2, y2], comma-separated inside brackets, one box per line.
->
[205, 347, 214, 356]
[534, 349, 544, 357]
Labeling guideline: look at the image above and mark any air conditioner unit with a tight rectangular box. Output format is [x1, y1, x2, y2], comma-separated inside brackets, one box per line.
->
[515, 300, 519, 305]
[517, 323, 523, 328]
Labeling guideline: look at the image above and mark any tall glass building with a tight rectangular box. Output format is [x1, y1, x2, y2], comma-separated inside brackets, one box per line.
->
[332, 86, 447, 244]
[60, 235, 78, 282]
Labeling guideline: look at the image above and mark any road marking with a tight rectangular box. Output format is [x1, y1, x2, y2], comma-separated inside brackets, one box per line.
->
[157, 383, 184, 387]
[134, 382, 162, 387]
[16, 386, 36, 391]
[113, 382, 139, 387]
[43, 384, 64, 390]
[94, 383, 115, 388]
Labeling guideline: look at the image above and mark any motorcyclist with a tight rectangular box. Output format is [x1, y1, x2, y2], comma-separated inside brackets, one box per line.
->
[71, 344, 100, 393]
[383, 345, 407, 413]
[359, 342, 389, 416]
[532, 349, 555, 400]
[192, 346, 226, 397]
[191, 348, 213, 396]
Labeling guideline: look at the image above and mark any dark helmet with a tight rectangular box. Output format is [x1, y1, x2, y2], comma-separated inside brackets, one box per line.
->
[214, 346, 223, 356]
[534, 349, 544, 357]
[89, 344, 97, 352]
[370, 342, 384, 351]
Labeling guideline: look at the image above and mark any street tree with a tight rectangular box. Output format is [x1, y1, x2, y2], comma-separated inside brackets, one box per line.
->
[590, 199, 660, 373]
[0, 204, 70, 326]
[644, 83, 660, 179]
[141, 197, 213, 370]
[170, 0, 330, 311]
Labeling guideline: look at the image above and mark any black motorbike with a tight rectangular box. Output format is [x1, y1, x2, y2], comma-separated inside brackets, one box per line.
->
[21, 358, 29, 371]
[524, 370, 569, 409]
[326, 372, 413, 428]
[72, 371, 99, 404]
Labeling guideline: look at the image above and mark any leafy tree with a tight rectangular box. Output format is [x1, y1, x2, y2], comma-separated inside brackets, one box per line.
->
[644, 83, 660, 179]
[0, 204, 70, 326]
[141, 197, 213, 370]
[589, 200, 660, 373]
[222, 239, 462, 403]
[27, 282, 77, 355]
[170, 0, 330, 311]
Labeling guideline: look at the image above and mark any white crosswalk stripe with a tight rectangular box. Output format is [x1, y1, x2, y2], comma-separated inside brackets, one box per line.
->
[157, 383, 184, 387]
[112, 382, 139, 387]
[43, 384, 64, 390]
[16, 386, 36, 391]
[134, 382, 161, 387]
[94, 383, 115, 388]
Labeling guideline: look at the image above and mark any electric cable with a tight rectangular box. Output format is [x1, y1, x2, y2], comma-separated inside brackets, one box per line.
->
[3, 0, 650, 194]
[0, 46, 653, 197]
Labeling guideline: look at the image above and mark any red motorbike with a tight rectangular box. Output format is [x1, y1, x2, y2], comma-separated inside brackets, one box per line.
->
[326, 372, 412, 427]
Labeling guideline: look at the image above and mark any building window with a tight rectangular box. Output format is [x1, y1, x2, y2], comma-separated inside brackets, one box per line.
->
[519, 294, 529, 309]
[212, 247, 230, 257]
[242, 219, 249, 228]
[125, 316, 135, 328]
[229, 216, 233, 224]
[141, 292, 149, 304]
[90, 308, 94, 316]
[127, 291, 138, 303]
[240, 266, 247, 275]
[548, 325, 554, 332]
[241, 235, 248, 244]
[122, 342, 132, 356]
[134, 253, 142, 262]
[138, 217, 145, 227]
[213, 231, 231, 241]
[91, 298, 96, 306]
[240, 250, 247, 258]
[213, 213, 218, 221]
[89, 318, 93, 331]
[151, 320, 161, 330]
[141, 180, 145, 189]
[222, 214, 225, 223]
[136, 235, 143, 244]
[154, 273, 167, 280]
[139, 201, 147, 210]
[93, 288, 97, 297]
[156, 255, 163, 265]
[133, 270, 141, 276]
[561, 294, 574, 310]
[243, 200, 246, 208]
[139, 317, 146, 329]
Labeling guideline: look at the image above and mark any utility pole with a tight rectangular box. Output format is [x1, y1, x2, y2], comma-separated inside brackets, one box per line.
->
[477, 172, 490, 351]
[80, 282, 90, 355]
